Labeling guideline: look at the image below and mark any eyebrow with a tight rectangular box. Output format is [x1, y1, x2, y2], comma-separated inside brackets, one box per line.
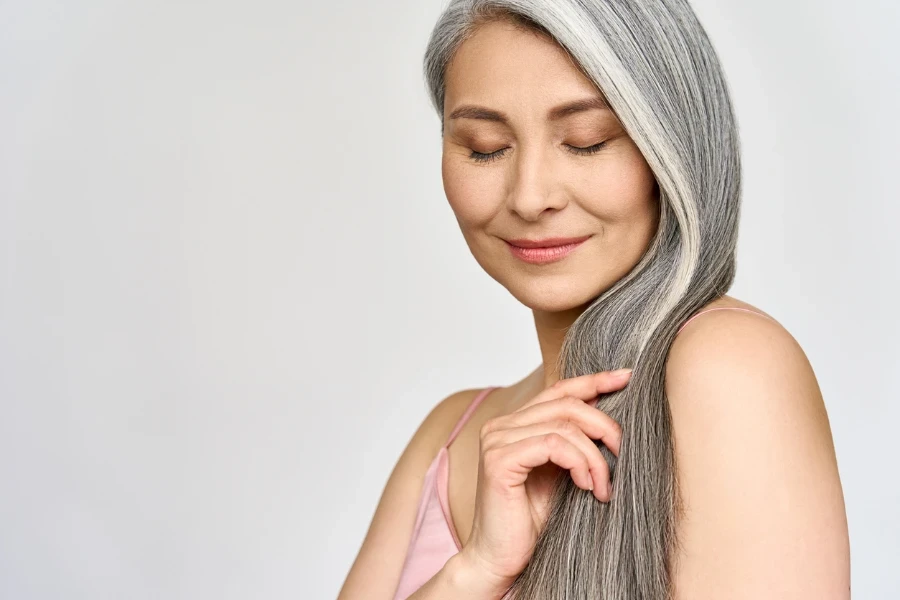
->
[447, 95, 609, 124]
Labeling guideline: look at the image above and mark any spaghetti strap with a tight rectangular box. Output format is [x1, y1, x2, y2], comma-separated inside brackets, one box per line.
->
[677, 306, 777, 335]
[445, 387, 499, 448]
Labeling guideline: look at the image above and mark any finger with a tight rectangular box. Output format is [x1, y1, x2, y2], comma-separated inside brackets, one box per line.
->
[488, 433, 597, 498]
[487, 420, 612, 502]
[500, 396, 623, 457]
[519, 369, 633, 411]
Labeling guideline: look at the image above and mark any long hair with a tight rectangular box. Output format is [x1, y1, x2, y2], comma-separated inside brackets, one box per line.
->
[423, 1, 741, 598]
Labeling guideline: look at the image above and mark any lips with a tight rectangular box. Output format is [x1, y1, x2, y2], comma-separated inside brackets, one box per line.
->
[504, 235, 592, 265]
[505, 235, 593, 249]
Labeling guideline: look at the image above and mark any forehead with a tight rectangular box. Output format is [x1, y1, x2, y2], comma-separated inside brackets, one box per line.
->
[444, 20, 600, 113]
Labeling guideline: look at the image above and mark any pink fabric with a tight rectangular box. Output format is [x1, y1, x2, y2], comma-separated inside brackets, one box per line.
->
[392, 386, 499, 600]
[392, 305, 775, 599]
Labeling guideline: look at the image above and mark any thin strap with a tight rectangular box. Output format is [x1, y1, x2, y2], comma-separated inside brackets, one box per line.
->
[445, 387, 499, 448]
[677, 306, 777, 335]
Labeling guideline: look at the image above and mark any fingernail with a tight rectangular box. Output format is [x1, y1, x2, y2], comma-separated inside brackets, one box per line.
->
[610, 368, 632, 378]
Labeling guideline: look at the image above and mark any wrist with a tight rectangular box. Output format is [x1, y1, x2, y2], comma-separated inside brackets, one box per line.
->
[442, 551, 514, 599]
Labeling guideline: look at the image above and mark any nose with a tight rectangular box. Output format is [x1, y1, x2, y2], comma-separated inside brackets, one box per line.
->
[506, 142, 568, 221]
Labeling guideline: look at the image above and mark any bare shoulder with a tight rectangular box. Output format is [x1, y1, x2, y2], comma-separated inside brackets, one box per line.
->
[419, 387, 488, 447]
[401, 385, 501, 479]
[664, 296, 850, 599]
[667, 295, 803, 393]
[336, 386, 487, 600]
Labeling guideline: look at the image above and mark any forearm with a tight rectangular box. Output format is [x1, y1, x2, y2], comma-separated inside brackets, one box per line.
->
[405, 552, 510, 600]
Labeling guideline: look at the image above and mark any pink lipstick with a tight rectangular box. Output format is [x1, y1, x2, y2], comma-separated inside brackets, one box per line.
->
[505, 235, 592, 265]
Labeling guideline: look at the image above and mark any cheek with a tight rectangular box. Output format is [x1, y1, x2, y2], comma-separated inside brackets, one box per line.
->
[441, 154, 500, 226]
[579, 150, 657, 221]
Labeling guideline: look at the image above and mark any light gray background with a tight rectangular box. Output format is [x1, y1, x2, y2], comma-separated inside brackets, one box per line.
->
[1, 0, 897, 598]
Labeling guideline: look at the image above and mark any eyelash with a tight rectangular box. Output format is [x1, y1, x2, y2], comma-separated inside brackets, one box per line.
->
[469, 142, 607, 164]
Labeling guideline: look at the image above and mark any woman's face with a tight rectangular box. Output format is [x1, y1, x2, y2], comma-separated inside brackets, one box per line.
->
[442, 20, 660, 313]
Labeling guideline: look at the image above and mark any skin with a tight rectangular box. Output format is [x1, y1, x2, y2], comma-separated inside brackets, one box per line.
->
[441, 21, 659, 391]
[338, 18, 850, 600]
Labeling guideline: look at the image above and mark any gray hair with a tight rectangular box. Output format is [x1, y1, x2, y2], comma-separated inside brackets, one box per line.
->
[423, 1, 741, 598]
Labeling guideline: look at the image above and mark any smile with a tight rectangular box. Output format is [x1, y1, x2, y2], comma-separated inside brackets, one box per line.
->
[505, 235, 592, 264]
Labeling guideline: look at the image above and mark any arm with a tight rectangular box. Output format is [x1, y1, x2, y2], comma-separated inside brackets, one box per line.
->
[337, 389, 502, 600]
[665, 310, 850, 599]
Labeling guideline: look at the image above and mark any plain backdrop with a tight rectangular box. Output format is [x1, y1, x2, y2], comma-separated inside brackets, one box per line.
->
[1, 0, 898, 598]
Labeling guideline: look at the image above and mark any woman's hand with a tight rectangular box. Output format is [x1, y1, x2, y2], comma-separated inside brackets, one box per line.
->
[455, 369, 630, 596]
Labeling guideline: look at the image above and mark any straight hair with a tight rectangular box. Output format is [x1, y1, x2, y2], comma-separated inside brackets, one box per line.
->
[423, 1, 741, 598]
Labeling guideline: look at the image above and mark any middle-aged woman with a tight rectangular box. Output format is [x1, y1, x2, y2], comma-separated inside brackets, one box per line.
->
[338, 1, 850, 599]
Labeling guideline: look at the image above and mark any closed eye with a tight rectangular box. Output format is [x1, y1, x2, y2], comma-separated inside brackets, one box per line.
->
[469, 148, 509, 164]
[566, 141, 607, 156]
[469, 141, 607, 164]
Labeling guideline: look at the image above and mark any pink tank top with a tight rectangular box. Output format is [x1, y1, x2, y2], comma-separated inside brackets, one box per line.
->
[391, 386, 499, 600]
[391, 306, 774, 600]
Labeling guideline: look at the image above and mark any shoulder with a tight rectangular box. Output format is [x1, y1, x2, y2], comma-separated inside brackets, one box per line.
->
[390, 386, 495, 491]
[666, 296, 799, 395]
[335, 386, 488, 599]
[665, 297, 816, 421]
[413, 387, 489, 456]
[665, 299, 821, 467]
[664, 298, 850, 598]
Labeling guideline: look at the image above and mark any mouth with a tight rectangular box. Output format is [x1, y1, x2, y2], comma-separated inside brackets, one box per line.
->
[504, 235, 592, 265]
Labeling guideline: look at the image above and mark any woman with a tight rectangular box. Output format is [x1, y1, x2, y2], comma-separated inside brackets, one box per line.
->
[338, 1, 850, 599]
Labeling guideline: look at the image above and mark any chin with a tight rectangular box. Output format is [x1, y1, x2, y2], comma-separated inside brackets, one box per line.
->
[501, 273, 605, 313]
[468, 245, 618, 313]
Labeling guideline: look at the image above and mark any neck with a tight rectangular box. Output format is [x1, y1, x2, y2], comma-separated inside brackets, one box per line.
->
[531, 302, 589, 389]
